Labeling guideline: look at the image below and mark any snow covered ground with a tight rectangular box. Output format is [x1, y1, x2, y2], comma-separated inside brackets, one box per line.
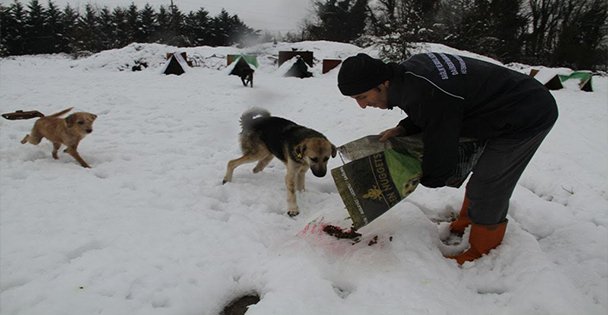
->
[1, 41, 606, 315]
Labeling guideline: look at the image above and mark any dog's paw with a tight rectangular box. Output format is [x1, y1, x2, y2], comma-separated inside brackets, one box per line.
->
[287, 209, 300, 217]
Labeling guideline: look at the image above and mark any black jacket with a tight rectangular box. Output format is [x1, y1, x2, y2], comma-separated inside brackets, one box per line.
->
[388, 52, 558, 188]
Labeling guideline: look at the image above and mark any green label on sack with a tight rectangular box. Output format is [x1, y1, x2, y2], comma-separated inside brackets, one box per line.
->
[384, 149, 422, 197]
[332, 149, 421, 229]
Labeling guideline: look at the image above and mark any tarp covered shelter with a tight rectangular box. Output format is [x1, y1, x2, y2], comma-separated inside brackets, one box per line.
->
[227, 54, 258, 68]
[284, 56, 313, 78]
[529, 68, 563, 90]
[559, 71, 594, 92]
[278, 51, 313, 67]
[162, 52, 189, 75]
[229, 57, 253, 75]
[228, 55, 256, 87]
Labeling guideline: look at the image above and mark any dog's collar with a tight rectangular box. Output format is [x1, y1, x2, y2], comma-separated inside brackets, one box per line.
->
[290, 148, 305, 163]
[294, 152, 304, 162]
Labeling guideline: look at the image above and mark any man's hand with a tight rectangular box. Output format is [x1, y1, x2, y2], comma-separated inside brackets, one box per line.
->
[379, 126, 406, 142]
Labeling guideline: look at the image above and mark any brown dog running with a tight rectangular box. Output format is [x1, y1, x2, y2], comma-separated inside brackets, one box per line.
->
[20, 107, 97, 168]
[223, 108, 336, 216]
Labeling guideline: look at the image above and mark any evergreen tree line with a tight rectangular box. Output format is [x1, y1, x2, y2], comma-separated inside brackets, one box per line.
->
[2, 0, 606, 70]
[0, 0, 260, 56]
[304, 0, 608, 70]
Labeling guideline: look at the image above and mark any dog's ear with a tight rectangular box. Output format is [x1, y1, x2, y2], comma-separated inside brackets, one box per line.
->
[331, 144, 337, 158]
[65, 114, 75, 127]
[295, 143, 307, 160]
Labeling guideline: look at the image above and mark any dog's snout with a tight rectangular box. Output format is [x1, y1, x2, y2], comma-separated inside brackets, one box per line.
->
[86, 129, 93, 133]
[311, 167, 327, 177]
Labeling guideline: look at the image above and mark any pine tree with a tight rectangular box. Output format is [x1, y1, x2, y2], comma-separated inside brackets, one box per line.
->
[370, 0, 438, 60]
[167, 2, 185, 46]
[111, 7, 129, 48]
[1, 1, 26, 55]
[436, 0, 493, 56]
[76, 4, 99, 52]
[45, 1, 64, 53]
[183, 8, 212, 46]
[139, 4, 157, 43]
[125, 3, 139, 43]
[226, 14, 256, 46]
[306, 0, 369, 43]
[97, 6, 114, 50]
[212, 9, 232, 46]
[60, 3, 78, 53]
[377, 0, 439, 40]
[154, 5, 171, 43]
[347, 0, 368, 40]
[0, 4, 10, 55]
[24, 0, 46, 54]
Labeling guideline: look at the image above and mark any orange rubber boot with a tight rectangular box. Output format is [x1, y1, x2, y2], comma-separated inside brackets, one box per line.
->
[449, 197, 471, 235]
[450, 220, 508, 265]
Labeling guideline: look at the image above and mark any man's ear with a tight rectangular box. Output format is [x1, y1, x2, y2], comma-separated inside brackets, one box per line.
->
[378, 80, 390, 91]
[331, 144, 337, 158]
[295, 143, 307, 159]
[65, 114, 75, 127]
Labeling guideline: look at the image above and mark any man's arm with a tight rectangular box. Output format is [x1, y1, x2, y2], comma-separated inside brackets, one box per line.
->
[398, 117, 422, 136]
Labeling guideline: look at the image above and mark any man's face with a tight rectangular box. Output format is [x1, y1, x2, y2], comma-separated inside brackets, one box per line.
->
[350, 81, 389, 109]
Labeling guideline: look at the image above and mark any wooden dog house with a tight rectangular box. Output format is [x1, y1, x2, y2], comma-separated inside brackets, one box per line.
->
[322, 59, 342, 74]
[278, 50, 313, 67]
[162, 52, 191, 75]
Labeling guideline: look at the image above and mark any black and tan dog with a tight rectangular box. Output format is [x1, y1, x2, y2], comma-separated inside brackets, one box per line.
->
[223, 108, 336, 216]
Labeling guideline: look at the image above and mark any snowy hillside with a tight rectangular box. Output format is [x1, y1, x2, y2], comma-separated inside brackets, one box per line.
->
[0, 41, 606, 315]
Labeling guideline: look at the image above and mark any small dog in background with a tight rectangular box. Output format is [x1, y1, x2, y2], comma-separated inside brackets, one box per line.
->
[239, 68, 254, 87]
[20, 107, 97, 168]
[223, 108, 336, 216]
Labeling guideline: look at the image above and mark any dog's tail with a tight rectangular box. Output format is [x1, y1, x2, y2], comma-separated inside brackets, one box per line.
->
[47, 107, 73, 118]
[1, 110, 44, 120]
[240, 107, 270, 131]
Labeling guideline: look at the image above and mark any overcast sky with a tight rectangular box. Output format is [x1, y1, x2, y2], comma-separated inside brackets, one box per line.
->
[0, 0, 315, 33]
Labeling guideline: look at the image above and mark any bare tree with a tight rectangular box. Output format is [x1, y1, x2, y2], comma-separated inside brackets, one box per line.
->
[523, 0, 563, 63]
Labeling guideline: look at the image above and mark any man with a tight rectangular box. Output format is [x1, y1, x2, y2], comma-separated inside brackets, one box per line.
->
[337, 52, 558, 264]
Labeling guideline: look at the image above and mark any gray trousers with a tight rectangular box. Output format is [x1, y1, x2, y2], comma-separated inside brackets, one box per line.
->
[466, 127, 553, 225]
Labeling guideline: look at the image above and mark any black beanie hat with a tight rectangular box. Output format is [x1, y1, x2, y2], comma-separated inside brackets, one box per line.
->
[338, 53, 391, 96]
